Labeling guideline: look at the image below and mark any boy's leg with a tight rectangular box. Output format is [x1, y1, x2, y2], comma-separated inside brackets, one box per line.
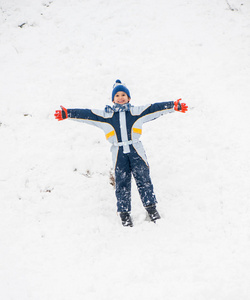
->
[129, 146, 157, 208]
[115, 148, 132, 213]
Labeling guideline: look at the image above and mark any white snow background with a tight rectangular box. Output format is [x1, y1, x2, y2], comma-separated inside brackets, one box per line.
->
[0, 0, 250, 299]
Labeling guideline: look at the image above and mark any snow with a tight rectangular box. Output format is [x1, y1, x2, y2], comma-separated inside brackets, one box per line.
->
[0, 0, 250, 299]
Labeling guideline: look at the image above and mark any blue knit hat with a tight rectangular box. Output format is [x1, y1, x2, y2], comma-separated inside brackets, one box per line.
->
[112, 79, 131, 101]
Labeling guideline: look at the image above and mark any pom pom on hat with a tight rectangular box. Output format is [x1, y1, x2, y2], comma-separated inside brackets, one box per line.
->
[114, 79, 122, 85]
[112, 79, 131, 101]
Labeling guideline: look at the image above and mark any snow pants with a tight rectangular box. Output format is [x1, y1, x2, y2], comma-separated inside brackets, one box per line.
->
[115, 145, 157, 212]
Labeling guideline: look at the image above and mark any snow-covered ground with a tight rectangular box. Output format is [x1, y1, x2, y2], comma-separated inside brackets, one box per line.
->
[1, 0, 250, 299]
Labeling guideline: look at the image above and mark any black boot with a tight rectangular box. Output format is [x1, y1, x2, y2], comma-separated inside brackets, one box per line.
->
[120, 212, 133, 227]
[145, 205, 161, 222]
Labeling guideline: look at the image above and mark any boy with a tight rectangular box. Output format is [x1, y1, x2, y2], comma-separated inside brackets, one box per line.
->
[54, 79, 188, 227]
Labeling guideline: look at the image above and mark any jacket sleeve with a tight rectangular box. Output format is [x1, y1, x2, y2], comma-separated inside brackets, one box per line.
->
[67, 108, 100, 121]
[129, 101, 175, 141]
[66, 108, 117, 143]
[131, 101, 175, 123]
[142, 101, 174, 115]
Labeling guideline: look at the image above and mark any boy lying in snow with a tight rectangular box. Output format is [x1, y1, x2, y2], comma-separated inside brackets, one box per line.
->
[55, 79, 188, 227]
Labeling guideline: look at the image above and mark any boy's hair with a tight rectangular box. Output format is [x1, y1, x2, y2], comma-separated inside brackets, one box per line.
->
[112, 79, 131, 101]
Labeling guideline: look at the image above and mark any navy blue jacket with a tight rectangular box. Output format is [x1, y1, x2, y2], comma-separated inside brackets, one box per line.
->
[67, 101, 174, 166]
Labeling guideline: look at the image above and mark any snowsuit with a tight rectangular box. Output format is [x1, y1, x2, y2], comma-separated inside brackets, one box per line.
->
[66, 101, 175, 212]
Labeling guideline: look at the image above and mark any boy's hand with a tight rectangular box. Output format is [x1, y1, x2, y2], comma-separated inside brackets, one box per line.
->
[174, 99, 188, 113]
[54, 106, 68, 121]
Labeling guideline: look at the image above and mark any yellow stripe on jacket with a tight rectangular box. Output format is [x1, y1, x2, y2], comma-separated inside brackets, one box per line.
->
[133, 128, 142, 134]
[106, 130, 115, 139]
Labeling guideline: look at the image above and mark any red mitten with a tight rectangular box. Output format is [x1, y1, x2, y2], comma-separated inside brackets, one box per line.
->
[174, 99, 188, 113]
[54, 106, 68, 121]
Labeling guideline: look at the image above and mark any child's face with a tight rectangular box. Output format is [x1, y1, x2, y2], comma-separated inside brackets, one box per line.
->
[113, 91, 130, 105]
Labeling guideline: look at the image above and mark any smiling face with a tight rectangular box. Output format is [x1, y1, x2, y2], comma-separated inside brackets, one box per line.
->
[113, 91, 130, 105]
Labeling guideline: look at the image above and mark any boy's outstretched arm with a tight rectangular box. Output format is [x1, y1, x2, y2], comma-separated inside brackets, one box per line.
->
[174, 99, 188, 113]
[54, 106, 68, 121]
[54, 106, 110, 125]
[139, 99, 188, 118]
